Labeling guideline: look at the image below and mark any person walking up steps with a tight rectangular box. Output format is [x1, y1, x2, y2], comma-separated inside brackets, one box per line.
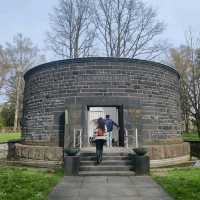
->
[95, 117, 107, 164]
[104, 114, 119, 147]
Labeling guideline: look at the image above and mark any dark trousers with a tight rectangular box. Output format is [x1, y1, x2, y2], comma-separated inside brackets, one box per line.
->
[95, 139, 105, 163]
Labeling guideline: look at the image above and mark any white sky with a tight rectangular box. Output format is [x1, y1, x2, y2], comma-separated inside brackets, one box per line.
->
[0, 0, 200, 103]
[144, 0, 200, 44]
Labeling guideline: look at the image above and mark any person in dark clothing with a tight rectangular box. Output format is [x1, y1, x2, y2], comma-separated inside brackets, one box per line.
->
[104, 114, 119, 147]
[95, 117, 106, 164]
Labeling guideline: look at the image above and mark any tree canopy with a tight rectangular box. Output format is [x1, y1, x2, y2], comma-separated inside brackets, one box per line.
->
[47, 0, 165, 59]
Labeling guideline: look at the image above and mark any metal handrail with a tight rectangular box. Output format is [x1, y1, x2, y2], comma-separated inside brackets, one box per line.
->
[124, 128, 128, 148]
[124, 128, 139, 148]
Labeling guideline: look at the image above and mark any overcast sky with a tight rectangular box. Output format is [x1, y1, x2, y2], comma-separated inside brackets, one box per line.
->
[0, 0, 200, 103]
[0, 0, 200, 61]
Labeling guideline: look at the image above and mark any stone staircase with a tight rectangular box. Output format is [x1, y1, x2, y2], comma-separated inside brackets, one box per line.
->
[79, 151, 135, 176]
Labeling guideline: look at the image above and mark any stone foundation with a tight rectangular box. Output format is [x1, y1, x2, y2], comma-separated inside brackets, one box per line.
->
[0, 143, 8, 159]
[145, 142, 190, 160]
[15, 143, 63, 161]
[13, 142, 190, 168]
[150, 155, 190, 168]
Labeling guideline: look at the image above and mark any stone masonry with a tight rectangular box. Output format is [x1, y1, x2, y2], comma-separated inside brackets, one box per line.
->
[22, 57, 181, 148]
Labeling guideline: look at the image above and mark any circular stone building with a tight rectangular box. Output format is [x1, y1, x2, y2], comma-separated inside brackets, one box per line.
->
[17, 57, 189, 165]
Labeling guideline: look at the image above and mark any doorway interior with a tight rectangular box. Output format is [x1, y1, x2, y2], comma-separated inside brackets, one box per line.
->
[87, 105, 124, 147]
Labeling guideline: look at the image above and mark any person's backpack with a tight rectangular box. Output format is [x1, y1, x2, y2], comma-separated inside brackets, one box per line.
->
[95, 128, 106, 140]
[96, 128, 105, 136]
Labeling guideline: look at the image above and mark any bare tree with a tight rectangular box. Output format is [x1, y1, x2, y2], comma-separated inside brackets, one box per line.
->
[170, 47, 192, 133]
[94, 0, 165, 58]
[171, 31, 200, 137]
[185, 33, 200, 137]
[3, 33, 45, 131]
[47, 0, 96, 58]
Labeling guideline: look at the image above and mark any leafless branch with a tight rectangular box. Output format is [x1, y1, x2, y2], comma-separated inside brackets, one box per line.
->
[46, 0, 96, 58]
[94, 0, 165, 58]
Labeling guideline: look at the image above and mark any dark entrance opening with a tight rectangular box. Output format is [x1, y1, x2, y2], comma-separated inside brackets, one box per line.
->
[58, 112, 65, 147]
[87, 105, 124, 147]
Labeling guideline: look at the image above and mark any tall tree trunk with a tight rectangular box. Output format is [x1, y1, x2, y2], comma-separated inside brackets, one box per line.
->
[14, 72, 20, 131]
[197, 119, 200, 138]
[184, 111, 190, 133]
[14, 72, 23, 131]
[185, 119, 189, 133]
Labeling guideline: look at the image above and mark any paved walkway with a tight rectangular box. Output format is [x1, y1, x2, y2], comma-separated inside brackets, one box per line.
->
[81, 147, 133, 153]
[48, 176, 173, 200]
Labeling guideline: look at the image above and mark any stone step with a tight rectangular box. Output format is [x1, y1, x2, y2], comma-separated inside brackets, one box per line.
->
[80, 160, 132, 166]
[80, 150, 134, 176]
[80, 155, 130, 161]
[80, 165, 131, 171]
[79, 170, 135, 176]
[80, 152, 130, 157]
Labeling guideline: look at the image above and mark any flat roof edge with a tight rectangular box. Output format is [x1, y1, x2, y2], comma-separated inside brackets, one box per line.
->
[24, 57, 180, 79]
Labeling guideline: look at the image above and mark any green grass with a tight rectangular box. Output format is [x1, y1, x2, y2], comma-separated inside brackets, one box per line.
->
[153, 168, 200, 200]
[0, 166, 63, 200]
[182, 133, 200, 141]
[0, 132, 21, 143]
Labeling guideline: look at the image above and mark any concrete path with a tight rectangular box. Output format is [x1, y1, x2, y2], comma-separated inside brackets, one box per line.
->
[48, 176, 173, 200]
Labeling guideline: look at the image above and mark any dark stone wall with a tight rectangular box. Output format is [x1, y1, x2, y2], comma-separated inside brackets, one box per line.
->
[188, 141, 200, 158]
[22, 57, 181, 147]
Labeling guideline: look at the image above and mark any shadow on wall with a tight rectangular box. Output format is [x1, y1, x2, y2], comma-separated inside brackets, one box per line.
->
[59, 112, 65, 147]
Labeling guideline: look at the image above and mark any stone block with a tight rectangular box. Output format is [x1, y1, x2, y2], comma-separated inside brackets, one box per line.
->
[145, 142, 190, 160]
[14, 144, 63, 161]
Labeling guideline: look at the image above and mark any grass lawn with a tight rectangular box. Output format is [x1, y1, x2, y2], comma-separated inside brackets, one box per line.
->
[183, 133, 200, 142]
[0, 132, 21, 143]
[153, 168, 200, 200]
[0, 166, 63, 200]
[182, 133, 200, 141]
